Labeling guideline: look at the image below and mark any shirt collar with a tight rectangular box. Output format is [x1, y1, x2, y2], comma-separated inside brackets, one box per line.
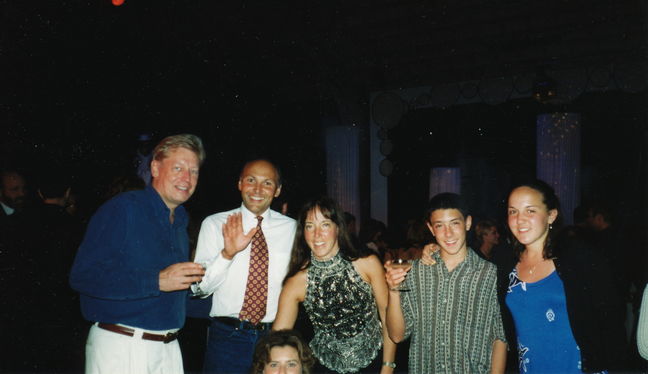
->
[146, 185, 187, 226]
[239, 203, 271, 227]
[0, 202, 14, 216]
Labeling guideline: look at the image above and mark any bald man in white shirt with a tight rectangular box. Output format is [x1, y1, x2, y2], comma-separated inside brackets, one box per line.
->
[193, 159, 296, 374]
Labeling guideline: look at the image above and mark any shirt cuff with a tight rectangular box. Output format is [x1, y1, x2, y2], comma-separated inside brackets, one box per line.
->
[197, 251, 234, 294]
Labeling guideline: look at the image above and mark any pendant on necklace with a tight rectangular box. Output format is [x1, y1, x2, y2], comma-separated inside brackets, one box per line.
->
[528, 260, 542, 274]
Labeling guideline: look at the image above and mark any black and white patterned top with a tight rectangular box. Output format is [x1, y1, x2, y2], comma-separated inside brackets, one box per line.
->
[304, 252, 382, 373]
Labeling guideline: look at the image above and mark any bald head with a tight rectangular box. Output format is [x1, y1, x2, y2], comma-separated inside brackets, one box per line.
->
[238, 160, 282, 215]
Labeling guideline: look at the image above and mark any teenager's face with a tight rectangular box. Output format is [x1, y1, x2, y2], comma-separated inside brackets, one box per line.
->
[507, 186, 557, 252]
[263, 345, 302, 374]
[426, 208, 472, 257]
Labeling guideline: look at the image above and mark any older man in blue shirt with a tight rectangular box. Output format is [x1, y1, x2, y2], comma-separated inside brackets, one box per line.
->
[70, 134, 206, 374]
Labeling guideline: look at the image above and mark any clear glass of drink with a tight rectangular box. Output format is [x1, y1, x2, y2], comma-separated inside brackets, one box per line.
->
[190, 262, 208, 297]
[391, 258, 413, 292]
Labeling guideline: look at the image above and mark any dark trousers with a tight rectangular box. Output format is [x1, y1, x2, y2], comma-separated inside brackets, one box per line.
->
[203, 318, 270, 374]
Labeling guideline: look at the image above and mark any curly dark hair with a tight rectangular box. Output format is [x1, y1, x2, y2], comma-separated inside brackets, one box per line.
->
[250, 329, 315, 374]
[283, 196, 365, 283]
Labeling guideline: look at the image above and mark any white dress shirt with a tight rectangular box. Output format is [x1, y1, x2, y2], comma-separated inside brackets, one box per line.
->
[194, 204, 296, 323]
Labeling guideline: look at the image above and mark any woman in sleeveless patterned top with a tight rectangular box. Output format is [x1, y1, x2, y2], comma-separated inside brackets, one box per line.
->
[273, 196, 396, 374]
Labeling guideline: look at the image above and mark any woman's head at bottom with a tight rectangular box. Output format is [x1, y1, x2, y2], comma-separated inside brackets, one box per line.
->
[251, 329, 315, 374]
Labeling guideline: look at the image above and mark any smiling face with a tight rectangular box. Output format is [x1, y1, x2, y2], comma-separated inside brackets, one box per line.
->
[263, 345, 302, 374]
[507, 186, 558, 252]
[304, 207, 340, 261]
[150, 147, 199, 210]
[426, 208, 472, 258]
[238, 160, 281, 215]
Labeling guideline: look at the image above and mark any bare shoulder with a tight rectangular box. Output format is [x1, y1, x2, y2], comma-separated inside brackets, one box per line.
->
[285, 268, 308, 286]
[353, 254, 385, 280]
[283, 269, 308, 301]
[355, 254, 383, 268]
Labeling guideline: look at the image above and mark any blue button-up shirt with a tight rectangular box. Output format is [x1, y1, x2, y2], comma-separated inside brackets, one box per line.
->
[70, 186, 190, 330]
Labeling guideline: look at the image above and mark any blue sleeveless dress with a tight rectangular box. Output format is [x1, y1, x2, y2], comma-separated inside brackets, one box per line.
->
[505, 268, 607, 374]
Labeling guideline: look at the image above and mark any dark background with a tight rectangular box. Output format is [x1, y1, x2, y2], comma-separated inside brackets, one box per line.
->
[2, 0, 647, 239]
[2, 1, 647, 372]
[388, 92, 647, 234]
[2, 1, 333, 219]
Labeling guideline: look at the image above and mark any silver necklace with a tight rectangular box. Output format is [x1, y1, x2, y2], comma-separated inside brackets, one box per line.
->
[528, 259, 544, 274]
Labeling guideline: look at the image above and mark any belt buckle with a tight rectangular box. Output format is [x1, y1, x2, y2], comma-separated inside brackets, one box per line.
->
[250, 322, 267, 331]
[163, 331, 178, 343]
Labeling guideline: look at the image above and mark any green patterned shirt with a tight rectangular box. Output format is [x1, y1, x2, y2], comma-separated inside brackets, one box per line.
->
[401, 248, 506, 373]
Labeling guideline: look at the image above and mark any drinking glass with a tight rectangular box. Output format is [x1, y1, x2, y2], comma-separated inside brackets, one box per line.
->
[190, 262, 208, 297]
[391, 258, 413, 292]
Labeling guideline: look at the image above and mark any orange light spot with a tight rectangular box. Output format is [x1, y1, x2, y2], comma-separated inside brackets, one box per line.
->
[112, 0, 124, 6]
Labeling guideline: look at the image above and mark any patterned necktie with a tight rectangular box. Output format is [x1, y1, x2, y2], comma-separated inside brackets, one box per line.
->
[239, 216, 268, 324]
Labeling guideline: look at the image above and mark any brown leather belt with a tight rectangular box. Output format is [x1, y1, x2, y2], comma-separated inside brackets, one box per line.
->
[97, 323, 179, 344]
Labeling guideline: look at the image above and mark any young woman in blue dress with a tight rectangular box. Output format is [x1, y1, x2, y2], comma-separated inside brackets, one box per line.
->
[497, 179, 628, 373]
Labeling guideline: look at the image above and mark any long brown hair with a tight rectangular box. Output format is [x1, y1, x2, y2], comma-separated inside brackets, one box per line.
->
[283, 196, 364, 283]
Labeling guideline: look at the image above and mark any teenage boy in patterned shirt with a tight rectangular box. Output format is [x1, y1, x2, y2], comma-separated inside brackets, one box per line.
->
[385, 192, 507, 373]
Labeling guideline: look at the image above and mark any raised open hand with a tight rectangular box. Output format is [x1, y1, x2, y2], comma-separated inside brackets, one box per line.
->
[221, 212, 258, 260]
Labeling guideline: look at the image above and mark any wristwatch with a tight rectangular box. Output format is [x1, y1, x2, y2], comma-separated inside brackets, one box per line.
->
[382, 362, 396, 369]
